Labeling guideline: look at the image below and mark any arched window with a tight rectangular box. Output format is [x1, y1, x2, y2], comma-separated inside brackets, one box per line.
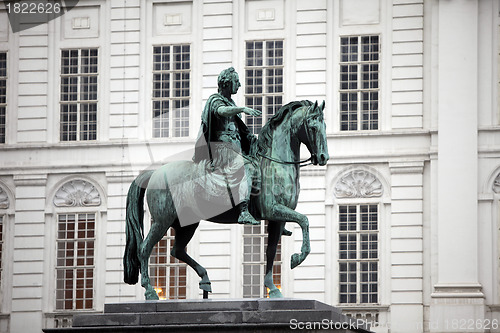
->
[334, 169, 383, 305]
[53, 179, 101, 311]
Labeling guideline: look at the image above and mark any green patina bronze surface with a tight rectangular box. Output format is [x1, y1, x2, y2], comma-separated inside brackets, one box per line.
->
[123, 67, 329, 300]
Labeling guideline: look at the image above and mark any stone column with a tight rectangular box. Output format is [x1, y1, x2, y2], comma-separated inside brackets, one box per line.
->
[430, 0, 485, 331]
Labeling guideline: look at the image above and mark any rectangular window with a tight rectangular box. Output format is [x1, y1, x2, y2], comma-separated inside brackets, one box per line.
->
[243, 223, 281, 298]
[245, 40, 284, 134]
[339, 204, 378, 304]
[149, 228, 187, 299]
[56, 213, 95, 310]
[340, 36, 379, 131]
[0, 52, 6, 144]
[152, 45, 190, 138]
[60, 49, 98, 141]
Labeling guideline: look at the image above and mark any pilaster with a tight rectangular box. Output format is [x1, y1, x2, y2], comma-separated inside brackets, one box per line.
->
[389, 161, 424, 332]
[430, 0, 485, 331]
[105, 171, 137, 302]
[11, 174, 47, 333]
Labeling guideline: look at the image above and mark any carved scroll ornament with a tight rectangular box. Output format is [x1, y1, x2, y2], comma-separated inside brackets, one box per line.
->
[53, 179, 101, 207]
[0, 187, 9, 209]
[334, 170, 383, 199]
[493, 173, 500, 193]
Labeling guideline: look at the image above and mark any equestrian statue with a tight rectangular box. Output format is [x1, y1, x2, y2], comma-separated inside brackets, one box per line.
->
[123, 67, 329, 299]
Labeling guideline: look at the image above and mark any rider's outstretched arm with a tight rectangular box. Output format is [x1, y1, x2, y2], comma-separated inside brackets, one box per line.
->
[217, 106, 262, 118]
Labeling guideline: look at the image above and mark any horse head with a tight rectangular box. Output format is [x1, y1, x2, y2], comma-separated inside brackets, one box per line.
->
[301, 101, 329, 166]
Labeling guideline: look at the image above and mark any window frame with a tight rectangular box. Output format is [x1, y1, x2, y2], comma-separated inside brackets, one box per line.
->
[339, 35, 380, 132]
[244, 39, 284, 135]
[151, 44, 191, 139]
[337, 203, 380, 306]
[59, 48, 99, 142]
[55, 212, 96, 311]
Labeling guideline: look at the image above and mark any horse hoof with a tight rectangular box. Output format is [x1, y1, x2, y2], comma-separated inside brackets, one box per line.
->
[291, 253, 301, 269]
[269, 289, 283, 298]
[199, 282, 212, 293]
[282, 228, 292, 236]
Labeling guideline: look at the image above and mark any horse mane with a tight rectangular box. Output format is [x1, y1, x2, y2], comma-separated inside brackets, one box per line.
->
[257, 100, 313, 154]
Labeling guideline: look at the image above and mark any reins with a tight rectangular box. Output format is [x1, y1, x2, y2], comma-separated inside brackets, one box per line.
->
[257, 152, 314, 167]
[257, 103, 317, 168]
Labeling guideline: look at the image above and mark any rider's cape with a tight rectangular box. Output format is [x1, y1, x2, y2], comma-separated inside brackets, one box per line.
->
[193, 93, 254, 163]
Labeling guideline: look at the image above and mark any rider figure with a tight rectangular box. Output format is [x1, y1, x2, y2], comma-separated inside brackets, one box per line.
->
[193, 67, 261, 225]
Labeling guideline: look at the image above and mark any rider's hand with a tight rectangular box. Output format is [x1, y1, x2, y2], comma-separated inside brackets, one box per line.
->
[243, 107, 262, 117]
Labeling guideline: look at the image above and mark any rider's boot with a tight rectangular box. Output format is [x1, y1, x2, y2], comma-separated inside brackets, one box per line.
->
[238, 201, 260, 225]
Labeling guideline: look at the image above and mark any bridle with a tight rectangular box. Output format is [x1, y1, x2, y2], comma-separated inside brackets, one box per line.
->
[258, 104, 318, 168]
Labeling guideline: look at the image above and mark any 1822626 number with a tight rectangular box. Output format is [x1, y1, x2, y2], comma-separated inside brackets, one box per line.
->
[6, 2, 61, 14]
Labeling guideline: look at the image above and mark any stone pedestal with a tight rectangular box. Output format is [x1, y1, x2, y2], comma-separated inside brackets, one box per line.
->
[43, 299, 372, 332]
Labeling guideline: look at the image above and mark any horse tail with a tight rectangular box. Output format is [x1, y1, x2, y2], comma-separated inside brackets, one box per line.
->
[123, 170, 154, 284]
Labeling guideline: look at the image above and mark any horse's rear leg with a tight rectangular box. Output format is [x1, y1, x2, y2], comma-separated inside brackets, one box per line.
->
[139, 221, 169, 300]
[171, 222, 212, 298]
[264, 221, 284, 298]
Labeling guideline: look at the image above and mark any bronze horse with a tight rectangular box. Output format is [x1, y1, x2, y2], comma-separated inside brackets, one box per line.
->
[124, 100, 329, 299]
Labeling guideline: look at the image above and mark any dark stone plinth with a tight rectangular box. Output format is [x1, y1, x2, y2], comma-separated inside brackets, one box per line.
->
[43, 299, 373, 333]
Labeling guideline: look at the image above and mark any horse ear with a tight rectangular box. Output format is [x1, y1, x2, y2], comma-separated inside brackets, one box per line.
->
[320, 100, 325, 112]
[313, 100, 318, 110]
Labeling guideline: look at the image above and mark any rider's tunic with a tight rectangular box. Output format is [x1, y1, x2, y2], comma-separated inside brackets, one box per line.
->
[194, 93, 254, 163]
[193, 93, 259, 207]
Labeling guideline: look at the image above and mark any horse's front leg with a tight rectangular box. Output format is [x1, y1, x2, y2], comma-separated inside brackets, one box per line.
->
[170, 222, 212, 299]
[265, 221, 285, 298]
[266, 204, 310, 269]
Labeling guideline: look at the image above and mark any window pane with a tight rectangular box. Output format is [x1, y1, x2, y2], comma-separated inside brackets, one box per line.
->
[361, 36, 379, 62]
[80, 103, 97, 141]
[60, 104, 78, 141]
[153, 100, 169, 138]
[340, 36, 358, 62]
[173, 99, 189, 137]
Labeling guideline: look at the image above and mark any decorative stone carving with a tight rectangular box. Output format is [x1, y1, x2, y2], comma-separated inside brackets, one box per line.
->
[0, 187, 9, 209]
[334, 170, 383, 198]
[493, 173, 500, 193]
[54, 180, 101, 207]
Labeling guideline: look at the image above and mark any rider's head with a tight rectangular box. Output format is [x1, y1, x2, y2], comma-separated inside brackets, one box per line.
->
[218, 67, 240, 94]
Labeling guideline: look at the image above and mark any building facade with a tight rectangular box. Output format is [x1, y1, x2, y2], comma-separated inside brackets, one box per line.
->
[0, 0, 499, 332]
